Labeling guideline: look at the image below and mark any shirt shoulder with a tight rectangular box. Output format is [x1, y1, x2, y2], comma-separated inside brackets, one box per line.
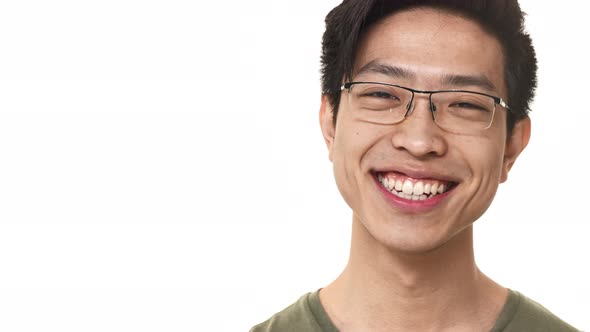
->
[493, 290, 580, 332]
[250, 292, 331, 332]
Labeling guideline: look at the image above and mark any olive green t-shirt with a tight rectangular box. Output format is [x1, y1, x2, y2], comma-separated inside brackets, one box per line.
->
[250, 289, 580, 331]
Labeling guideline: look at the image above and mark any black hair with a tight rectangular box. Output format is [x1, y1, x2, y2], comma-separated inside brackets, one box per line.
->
[320, 0, 537, 135]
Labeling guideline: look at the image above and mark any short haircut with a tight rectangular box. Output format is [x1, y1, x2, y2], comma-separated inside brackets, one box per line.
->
[321, 0, 538, 135]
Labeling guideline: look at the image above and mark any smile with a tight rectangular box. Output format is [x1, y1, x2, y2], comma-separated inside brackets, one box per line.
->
[375, 171, 456, 201]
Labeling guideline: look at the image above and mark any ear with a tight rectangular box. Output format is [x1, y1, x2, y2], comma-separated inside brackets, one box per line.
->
[319, 95, 336, 161]
[500, 117, 531, 183]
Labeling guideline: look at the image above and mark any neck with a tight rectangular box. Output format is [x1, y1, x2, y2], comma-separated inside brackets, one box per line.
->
[320, 216, 506, 332]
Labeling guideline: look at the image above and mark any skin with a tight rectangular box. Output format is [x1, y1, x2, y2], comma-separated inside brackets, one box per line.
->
[318, 7, 531, 332]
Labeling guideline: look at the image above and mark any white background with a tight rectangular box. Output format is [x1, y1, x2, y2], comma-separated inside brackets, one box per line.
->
[0, 1, 588, 331]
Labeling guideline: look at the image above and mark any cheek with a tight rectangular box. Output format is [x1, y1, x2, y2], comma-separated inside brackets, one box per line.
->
[486, 141, 506, 178]
[462, 135, 506, 189]
[331, 122, 385, 206]
[333, 121, 386, 168]
[451, 136, 506, 224]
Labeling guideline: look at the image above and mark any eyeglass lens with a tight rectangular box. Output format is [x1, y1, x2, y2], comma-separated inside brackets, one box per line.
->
[347, 83, 496, 133]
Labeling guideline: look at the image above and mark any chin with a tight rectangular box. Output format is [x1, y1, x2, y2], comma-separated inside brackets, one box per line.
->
[379, 231, 453, 255]
[355, 212, 474, 256]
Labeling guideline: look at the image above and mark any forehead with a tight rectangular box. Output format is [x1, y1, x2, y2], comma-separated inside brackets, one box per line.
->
[354, 7, 506, 95]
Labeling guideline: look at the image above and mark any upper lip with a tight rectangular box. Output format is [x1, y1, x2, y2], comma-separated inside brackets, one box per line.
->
[371, 166, 462, 184]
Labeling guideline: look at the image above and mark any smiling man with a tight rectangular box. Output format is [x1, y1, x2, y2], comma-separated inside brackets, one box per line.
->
[251, 1, 579, 331]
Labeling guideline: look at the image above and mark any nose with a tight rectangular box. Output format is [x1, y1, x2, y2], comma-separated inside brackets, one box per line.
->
[391, 98, 448, 158]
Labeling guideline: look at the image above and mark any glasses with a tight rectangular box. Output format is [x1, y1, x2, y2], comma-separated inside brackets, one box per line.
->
[341, 81, 510, 134]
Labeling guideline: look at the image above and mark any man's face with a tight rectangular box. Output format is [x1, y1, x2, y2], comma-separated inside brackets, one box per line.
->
[320, 8, 530, 253]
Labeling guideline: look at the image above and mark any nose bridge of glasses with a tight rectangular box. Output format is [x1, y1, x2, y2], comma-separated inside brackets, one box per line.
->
[405, 90, 435, 119]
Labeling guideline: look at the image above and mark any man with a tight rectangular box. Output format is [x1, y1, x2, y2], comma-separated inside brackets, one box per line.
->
[251, 0, 579, 331]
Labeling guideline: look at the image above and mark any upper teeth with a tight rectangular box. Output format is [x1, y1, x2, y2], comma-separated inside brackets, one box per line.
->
[377, 173, 450, 200]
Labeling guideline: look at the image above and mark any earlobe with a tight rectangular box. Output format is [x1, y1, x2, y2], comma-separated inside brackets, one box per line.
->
[319, 95, 336, 161]
[501, 117, 531, 183]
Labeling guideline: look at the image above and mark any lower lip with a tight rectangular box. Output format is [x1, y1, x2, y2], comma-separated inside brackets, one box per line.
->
[372, 174, 453, 213]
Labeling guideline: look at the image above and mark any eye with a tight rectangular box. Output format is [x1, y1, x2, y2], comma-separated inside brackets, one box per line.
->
[450, 102, 489, 112]
[363, 91, 400, 100]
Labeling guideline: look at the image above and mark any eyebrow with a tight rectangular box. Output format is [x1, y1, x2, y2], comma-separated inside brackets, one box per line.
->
[355, 61, 416, 80]
[354, 60, 498, 92]
[441, 73, 497, 92]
